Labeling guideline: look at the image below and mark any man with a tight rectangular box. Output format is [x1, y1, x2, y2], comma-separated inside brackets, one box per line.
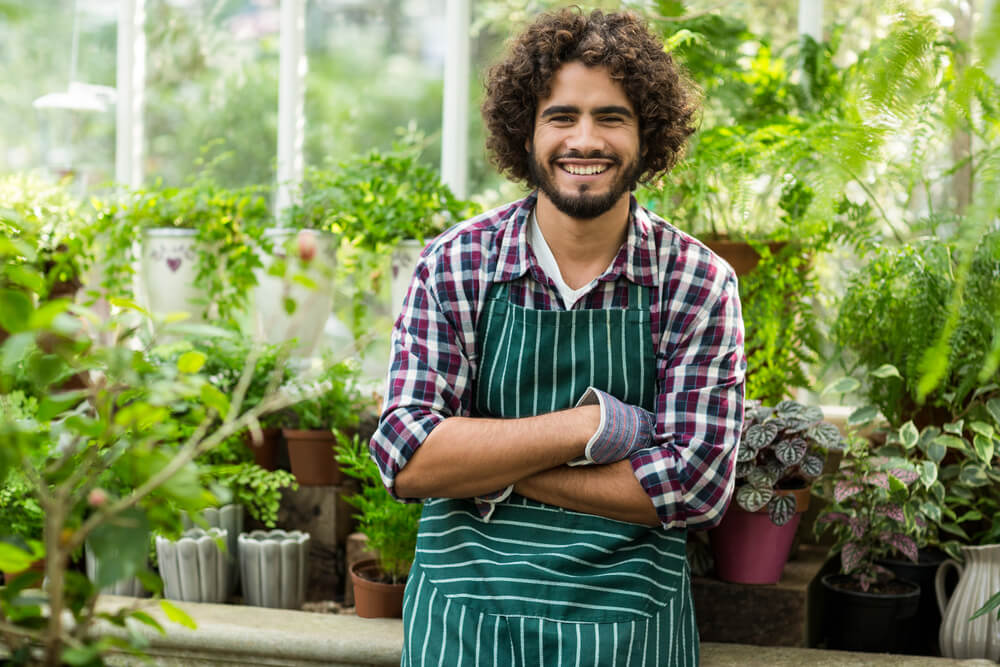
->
[371, 8, 745, 665]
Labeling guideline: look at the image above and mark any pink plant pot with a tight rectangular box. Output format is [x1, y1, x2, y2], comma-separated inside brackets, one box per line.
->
[708, 488, 809, 585]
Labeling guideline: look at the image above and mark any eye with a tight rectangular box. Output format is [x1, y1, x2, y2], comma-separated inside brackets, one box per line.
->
[600, 115, 625, 125]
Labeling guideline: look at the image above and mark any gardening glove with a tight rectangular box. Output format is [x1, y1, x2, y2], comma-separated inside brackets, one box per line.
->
[474, 484, 514, 522]
[568, 386, 655, 467]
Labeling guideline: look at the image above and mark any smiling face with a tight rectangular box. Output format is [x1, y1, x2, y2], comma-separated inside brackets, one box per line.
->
[527, 62, 641, 220]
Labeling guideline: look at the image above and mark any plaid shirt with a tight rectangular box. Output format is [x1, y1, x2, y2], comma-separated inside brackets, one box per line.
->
[371, 192, 746, 530]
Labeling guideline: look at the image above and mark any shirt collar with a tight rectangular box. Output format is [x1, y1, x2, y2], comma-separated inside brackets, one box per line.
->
[492, 191, 659, 288]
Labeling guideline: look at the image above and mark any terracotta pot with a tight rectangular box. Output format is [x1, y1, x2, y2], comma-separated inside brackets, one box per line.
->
[704, 240, 789, 276]
[243, 427, 282, 471]
[350, 559, 406, 619]
[708, 486, 811, 584]
[283, 429, 342, 485]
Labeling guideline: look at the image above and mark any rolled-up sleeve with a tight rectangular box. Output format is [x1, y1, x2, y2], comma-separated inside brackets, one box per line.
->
[630, 263, 746, 531]
[370, 256, 475, 501]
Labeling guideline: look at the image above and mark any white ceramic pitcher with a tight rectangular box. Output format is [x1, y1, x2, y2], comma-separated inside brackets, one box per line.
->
[935, 543, 1000, 660]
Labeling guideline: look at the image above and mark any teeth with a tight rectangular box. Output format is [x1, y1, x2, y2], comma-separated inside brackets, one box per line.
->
[564, 164, 607, 175]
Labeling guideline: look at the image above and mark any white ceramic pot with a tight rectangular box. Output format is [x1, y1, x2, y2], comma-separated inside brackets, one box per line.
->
[183, 504, 244, 598]
[155, 528, 229, 603]
[936, 543, 1000, 660]
[84, 542, 149, 598]
[139, 228, 205, 321]
[238, 529, 310, 609]
[390, 239, 424, 323]
[254, 228, 337, 356]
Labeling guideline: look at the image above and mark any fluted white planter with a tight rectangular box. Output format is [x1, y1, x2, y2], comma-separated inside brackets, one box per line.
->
[936, 543, 1000, 660]
[156, 528, 229, 603]
[254, 228, 337, 356]
[140, 228, 205, 321]
[183, 504, 244, 597]
[84, 542, 149, 598]
[238, 529, 310, 609]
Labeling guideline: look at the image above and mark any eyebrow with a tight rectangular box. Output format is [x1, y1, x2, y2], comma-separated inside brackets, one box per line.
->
[539, 105, 635, 118]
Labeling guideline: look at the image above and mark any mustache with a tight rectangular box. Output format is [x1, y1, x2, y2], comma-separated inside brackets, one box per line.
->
[551, 151, 620, 163]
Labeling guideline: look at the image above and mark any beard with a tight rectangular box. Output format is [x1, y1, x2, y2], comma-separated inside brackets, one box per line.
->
[527, 148, 641, 220]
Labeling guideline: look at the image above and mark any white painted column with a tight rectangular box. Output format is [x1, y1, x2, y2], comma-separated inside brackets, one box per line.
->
[275, 0, 307, 217]
[116, 0, 145, 188]
[441, 0, 470, 199]
[797, 0, 823, 42]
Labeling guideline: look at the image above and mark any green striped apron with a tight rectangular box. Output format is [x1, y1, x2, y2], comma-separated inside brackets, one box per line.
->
[401, 282, 697, 666]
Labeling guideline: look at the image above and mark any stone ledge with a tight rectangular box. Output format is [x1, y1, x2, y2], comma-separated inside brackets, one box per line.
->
[96, 595, 992, 666]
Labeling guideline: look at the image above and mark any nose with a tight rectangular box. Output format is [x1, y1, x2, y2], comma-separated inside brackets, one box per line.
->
[565, 117, 604, 155]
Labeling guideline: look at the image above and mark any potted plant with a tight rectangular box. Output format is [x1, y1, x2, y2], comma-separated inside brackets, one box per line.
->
[334, 431, 421, 618]
[95, 174, 271, 327]
[280, 358, 364, 486]
[813, 430, 931, 653]
[709, 398, 844, 583]
[290, 136, 480, 335]
[238, 529, 311, 609]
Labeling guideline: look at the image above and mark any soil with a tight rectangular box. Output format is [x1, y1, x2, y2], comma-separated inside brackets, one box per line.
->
[828, 575, 917, 596]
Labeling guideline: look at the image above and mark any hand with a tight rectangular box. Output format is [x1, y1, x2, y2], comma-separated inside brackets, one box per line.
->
[573, 387, 655, 465]
[474, 484, 514, 522]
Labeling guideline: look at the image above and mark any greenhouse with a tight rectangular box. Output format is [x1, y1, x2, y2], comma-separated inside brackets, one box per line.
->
[1, 0, 999, 665]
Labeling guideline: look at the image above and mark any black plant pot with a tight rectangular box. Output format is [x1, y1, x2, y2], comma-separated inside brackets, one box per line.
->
[821, 573, 921, 653]
[879, 548, 948, 655]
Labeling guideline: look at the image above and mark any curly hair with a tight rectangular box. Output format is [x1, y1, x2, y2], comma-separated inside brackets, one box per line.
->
[482, 8, 700, 186]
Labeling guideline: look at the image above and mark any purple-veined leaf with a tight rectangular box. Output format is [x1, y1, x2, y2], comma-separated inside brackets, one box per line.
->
[735, 461, 753, 478]
[849, 516, 869, 539]
[768, 494, 797, 526]
[737, 444, 756, 462]
[881, 533, 918, 562]
[748, 466, 779, 489]
[841, 542, 870, 573]
[888, 468, 918, 485]
[802, 406, 825, 423]
[869, 456, 889, 466]
[736, 484, 772, 513]
[834, 481, 863, 502]
[877, 504, 904, 523]
[799, 453, 825, 478]
[744, 421, 779, 452]
[815, 511, 850, 526]
[866, 472, 889, 490]
[775, 437, 808, 466]
[784, 417, 811, 434]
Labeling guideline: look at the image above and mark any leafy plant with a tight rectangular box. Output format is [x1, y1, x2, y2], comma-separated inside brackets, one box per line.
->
[334, 431, 420, 584]
[95, 173, 272, 325]
[814, 435, 927, 592]
[202, 461, 297, 528]
[735, 398, 844, 525]
[833, 233, 1000, 429]
[281, 359, 364, 432]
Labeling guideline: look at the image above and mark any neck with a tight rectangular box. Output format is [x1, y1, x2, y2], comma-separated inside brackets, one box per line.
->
[534, 192, 631, 289]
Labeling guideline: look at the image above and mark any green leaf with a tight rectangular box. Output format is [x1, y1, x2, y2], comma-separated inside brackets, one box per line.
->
[920, 501, 942, 524]
[935, 434, 970, 452]
[970, 590, 1000, 621]
[0, 541, 41, 572]
[888, 474, 906, 493]
[37, 390, 88, 421]
[926, 441, 947, 463]
[871, 364, 902, 379]
[823, 376, 860, 396]
[899, 421, 919, 450]
[848, 405, 879, 426]
[943, 420, 965, 435]
[177, 350, 207, 374]
[736, 484, 772, 513]
[0, 288, 33, 333]
[108, 297, 150, 317]
[28, 354, 63, 389]
[970, 421, 995, 439]
[768, 494, 797, 526]
[159, 600, 197, 630]
[987, 399, 1000, 429]
[87, 507, 150, 589]
[959, 464, 990, 487]
[974, 434, 995, 463]
[28, 299, 71, 330]
[200, 384, 230, 417]
[282, 296, 296, 315]
[920, 460, 938, 487]
[60, 646, 100, 666]
[128, 610, 166, 635]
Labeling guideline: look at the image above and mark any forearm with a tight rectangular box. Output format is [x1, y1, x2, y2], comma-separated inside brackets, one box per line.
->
[514, 460, 660, 527]
[394, 405, 599, 499]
